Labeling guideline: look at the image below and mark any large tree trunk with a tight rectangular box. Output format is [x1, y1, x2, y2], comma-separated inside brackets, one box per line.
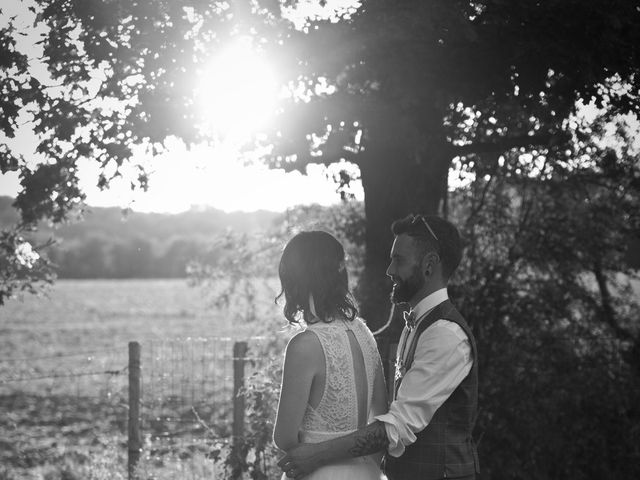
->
[356, 144, 411, 332]
[357, 131, 451, 381]
[357, 137, 450, 325]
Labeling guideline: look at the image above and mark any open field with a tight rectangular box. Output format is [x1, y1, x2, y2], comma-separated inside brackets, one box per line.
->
[0, 279, 283, 358]
[0, 279, 287, 480]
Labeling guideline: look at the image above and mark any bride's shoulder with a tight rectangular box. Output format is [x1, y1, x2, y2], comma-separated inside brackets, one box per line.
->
[285, 329, 323, 361]
[354, 316, 375, 334]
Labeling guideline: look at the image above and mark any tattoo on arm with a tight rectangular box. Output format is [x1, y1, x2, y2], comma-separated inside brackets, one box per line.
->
[348, 422, 389, 457]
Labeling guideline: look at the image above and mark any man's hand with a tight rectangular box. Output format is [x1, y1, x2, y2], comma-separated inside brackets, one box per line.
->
[277, 422, 388, 478]
[278, 442, 325, 479]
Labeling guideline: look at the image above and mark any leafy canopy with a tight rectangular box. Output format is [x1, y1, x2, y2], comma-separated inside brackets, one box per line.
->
[1, 0, 640, 305]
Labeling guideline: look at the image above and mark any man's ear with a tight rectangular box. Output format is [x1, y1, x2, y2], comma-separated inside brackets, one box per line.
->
[422, 252, 440, 276]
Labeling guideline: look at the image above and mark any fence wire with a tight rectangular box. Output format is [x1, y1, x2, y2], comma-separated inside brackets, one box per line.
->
[0, 336, 284, 479]
[0, 345, 131, 477]
[0, 346, 129, 396]
[134, 336, 282, 479]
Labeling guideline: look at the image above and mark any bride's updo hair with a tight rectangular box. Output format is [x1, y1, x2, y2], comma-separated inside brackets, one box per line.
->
[276, 230, 357, 325]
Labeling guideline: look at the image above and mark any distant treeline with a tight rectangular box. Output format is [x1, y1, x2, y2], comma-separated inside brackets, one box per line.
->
[2, 196, 637, 278]
[0, 196, 281, 279]
[47, 235, 220, 278]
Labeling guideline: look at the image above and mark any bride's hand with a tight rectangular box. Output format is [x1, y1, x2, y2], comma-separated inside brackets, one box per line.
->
[278, 442, 324, 479]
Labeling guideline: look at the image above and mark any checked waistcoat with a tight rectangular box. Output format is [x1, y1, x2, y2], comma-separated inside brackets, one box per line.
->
[384, 300, 480, 480]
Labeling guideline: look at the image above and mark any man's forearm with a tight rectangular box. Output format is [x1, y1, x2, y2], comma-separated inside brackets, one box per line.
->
[278, 421, 389, 478]
[317, 421, 389, 463]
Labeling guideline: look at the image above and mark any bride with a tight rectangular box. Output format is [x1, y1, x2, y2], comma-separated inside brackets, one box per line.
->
[273, 230, 388, 480]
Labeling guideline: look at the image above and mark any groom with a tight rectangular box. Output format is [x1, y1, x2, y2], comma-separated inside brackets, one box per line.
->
[278, 214, 479, 480]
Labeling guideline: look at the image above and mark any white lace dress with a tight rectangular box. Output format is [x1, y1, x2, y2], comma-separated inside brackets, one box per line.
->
[283, 317, 386, 480]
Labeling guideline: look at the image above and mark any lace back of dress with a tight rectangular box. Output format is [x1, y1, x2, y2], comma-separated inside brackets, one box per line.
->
[300, 319, 381, 436]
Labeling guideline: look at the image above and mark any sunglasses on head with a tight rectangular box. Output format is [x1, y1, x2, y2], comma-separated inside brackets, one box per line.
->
[411, 215, 439, 242]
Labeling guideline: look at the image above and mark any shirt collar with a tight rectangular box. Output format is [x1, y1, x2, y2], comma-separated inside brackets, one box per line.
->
[411, 288, 449, 323]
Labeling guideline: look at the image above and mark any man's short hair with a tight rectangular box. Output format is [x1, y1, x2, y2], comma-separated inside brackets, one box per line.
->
[391, 214, 463, 279]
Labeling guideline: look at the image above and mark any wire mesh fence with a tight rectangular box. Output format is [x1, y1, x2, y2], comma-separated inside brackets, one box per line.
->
[0, 335, 285, 479]
[134, 337, 236, 478]
[132, 336, 284, 479]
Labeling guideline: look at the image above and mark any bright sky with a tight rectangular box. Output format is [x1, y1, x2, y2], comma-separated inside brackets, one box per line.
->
[0, 135, 363, 213]
[2, 0, 630, 214]
[0, 0, 364, 214]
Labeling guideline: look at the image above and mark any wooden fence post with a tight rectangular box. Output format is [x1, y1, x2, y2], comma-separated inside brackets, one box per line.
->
[128, 341, 142, 480]
[231, 341, 248, 479]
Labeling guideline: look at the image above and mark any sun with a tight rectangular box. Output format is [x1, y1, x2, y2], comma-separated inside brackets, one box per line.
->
[196, 37, 279, 141]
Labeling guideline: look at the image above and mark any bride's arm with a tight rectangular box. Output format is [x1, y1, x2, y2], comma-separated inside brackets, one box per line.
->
[369, 355, 389, 465]
[371, 355, 389, 418]
[273, 330, 322, 451]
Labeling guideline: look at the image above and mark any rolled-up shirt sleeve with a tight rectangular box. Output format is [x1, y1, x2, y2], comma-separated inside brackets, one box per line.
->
[375, 320, 472, 457]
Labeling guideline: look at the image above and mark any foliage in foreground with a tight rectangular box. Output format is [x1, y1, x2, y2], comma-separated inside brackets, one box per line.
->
[449, 133, 640, 478]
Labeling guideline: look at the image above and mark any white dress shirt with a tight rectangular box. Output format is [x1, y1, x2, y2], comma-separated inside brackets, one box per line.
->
[375, 288, 473, 457]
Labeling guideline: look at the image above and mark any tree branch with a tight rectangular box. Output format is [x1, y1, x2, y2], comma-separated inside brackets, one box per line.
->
[449, 132, 561, 156]
[592, 261, 634, 342]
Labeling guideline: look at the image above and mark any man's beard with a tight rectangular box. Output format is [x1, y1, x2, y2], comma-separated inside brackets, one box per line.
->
[390, 266, 425, 304]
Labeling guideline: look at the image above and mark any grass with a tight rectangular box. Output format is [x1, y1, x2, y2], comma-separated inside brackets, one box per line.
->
[0, 278, 280, 356]
[0, 279, 289, 480]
